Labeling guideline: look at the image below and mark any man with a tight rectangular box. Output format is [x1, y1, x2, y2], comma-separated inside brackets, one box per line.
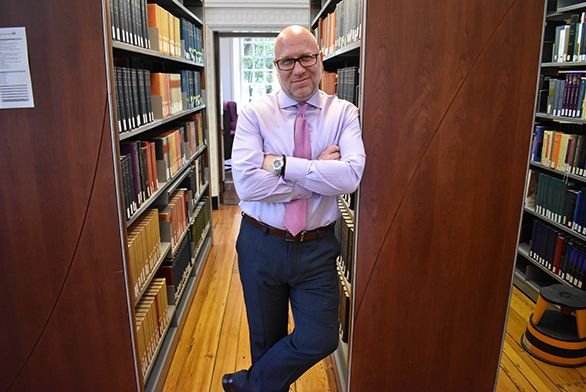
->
[224, 25, 366, 392]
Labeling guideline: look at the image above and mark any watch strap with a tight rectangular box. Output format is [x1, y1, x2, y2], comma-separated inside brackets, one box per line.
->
[281, 155, 287, 177]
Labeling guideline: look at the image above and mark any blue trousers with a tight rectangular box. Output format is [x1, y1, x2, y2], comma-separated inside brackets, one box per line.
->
[232, 217, 341, 392]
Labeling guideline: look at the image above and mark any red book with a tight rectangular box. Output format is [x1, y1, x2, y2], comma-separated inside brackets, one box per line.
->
[552, 235, 566, 274]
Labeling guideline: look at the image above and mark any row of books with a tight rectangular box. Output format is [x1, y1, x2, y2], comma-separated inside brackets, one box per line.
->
[528, 220, 585, 289]
[110, 0, 204, 63]
[191, 196, 211, 258]
[337, 66, 359, 106]
[120, 122, 202, 220]
[177, 161, 208, 233]
[114, 66, 203, 134]
[152, 71, 202, 119]
[121, 140, 159, 218]
[180, 69, 203, 110]
[191, 155, 207, 199]
[178, 155, 207, 211]
[335, 199, 355, 284]
[320, 68, 359, 106]
[147, 4, 203, 62]
[136, 278, 171, 377]
[321, 71, 336, 95]
[543, 74, 586, 119]
[158, 196, 211, 304]
[185, 113, 206, 156]
[180, 17, 204, 63]
[159, 189, 190, 252]
[527, 171, 586, 235]
[531, 126, 586, 176]
[126, 176, 204, 302]
[315, 0, 361, 56]
[550, 12, 586, 63]
[110, 0, 151, 50]
[154, 73, 182, 118]
[129, 199, 211, 376]
[337, 263, 351, 343]
[161, 125, 202, 180]
[114, 66, 154, 133]
[128, 209, 162, 299]
[134, 201, 212, 377]
[341, 192, 356, 211]
[158, 228, 194, 305]
[134, 200, 212, 376]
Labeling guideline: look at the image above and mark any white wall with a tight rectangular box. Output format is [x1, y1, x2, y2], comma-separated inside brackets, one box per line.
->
[204, 0, 309, 201]
[205, 0, 309, 32]
[219, 37, 235, 106]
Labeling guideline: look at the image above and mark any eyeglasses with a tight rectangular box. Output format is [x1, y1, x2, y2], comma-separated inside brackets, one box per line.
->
[274, 53, 320, 71]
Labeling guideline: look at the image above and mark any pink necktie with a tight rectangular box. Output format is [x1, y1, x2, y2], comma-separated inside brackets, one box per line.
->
[284, 103, 310, 236]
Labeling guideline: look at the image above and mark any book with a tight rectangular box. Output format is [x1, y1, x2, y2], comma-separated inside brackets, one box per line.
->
[531, 126, 545, 162]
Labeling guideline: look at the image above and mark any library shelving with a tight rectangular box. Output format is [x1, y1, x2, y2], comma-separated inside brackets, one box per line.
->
[346, 0, 543, 390]
[111, 0, 213, 390]
[516, 0, 586, 303]
[310, 0, 362, 390]
[1, 0, 212, 390]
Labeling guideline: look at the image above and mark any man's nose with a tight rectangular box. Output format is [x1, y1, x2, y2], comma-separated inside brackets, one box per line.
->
[292, 61, 305, 73]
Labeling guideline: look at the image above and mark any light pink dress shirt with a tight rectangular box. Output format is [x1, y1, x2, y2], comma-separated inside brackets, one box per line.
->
[232, 89, 366, 231]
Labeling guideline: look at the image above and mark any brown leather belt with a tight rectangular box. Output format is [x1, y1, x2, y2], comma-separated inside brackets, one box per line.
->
[241, 213, 334, 242]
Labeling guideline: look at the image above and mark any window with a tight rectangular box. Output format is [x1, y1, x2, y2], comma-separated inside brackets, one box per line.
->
[239, 38, 279, 104]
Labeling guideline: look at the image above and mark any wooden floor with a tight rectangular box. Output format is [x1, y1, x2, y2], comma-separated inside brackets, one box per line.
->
[497, 289, 586, 391]
[162, 205, 586, 392]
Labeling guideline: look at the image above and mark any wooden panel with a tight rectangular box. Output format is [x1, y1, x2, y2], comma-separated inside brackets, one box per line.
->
[351, 0, 544, 390]
[0, 1, 137, 390]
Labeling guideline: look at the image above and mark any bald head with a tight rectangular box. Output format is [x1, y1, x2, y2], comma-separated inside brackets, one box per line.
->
[274, 25, 319, 59]
[273, 25, 323, 102]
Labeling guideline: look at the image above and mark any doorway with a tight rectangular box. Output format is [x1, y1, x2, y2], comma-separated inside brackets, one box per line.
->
[213, 32, 279, 205]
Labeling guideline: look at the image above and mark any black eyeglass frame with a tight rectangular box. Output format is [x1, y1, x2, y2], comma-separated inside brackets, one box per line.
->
[273, 53, 320, 71]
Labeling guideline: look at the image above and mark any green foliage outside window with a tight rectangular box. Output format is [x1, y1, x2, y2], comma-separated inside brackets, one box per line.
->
[241, 37, 279, 102]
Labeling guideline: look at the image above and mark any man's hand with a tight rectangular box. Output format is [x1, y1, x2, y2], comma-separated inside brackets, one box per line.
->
[262, 154, 280, 172]
[318, 145, 340, 160]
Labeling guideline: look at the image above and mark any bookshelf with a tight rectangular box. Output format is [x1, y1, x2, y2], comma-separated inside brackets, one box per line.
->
[515, 0, 586, 304]
[347, 0, 543, 390]
[1, 0, 212, 390]
[310, 0, 362, 390]
[110, 0, 214, 390]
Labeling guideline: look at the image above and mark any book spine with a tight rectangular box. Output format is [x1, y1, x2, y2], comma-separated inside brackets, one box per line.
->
[142, 0, 150, 49]
[143, 68, 150, 124]
[137, 68, 147, 125]
[117, 67, 128, 131]
[123, 67, 135, 129]
[114, 66, 122, 133]
[131, 68, 141, 127]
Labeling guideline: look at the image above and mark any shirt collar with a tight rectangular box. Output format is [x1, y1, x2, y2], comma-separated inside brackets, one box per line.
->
[277, 89, 323, 110]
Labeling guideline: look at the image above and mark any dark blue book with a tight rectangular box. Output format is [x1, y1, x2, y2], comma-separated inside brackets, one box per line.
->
[531, 126, 545, 162]
[573, 190, 583, 233]
[574, 249, 586, 289]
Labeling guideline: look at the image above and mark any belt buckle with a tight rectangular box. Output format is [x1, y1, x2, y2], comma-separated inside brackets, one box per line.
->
[285, 230, 306, 242]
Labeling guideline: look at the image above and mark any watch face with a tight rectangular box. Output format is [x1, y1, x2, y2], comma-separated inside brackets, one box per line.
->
[272, 158, 283, 173]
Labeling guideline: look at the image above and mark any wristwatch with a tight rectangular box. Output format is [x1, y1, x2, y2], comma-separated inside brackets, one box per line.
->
[271, 155, 286, 176]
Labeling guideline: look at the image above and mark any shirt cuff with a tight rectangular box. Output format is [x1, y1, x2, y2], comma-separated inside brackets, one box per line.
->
[284, 156, 309, 183]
